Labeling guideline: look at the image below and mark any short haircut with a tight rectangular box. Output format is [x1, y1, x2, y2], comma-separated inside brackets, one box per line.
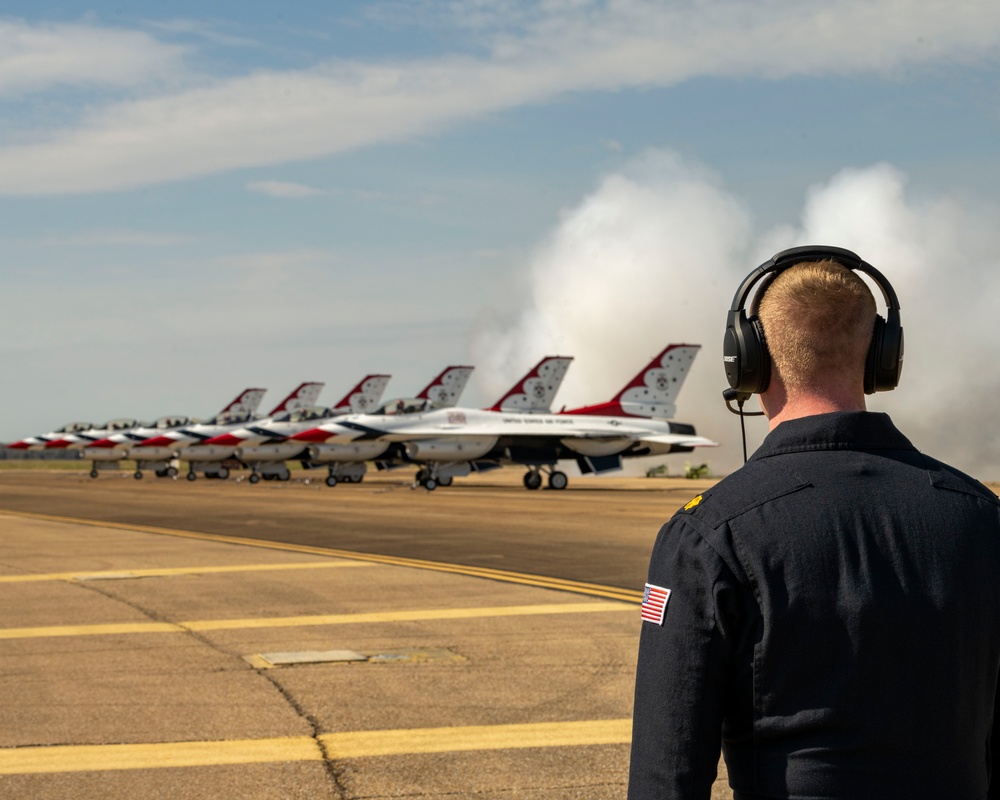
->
[757, 260, 877, 395]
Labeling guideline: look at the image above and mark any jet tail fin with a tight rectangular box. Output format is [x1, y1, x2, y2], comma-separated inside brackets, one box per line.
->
[416, 366, 474, 408]
[330, 374, 391, 415]
[564, 344, 700, 418]
[489, 356, 573, 414]
[267, 382, 325, 416]
[218, 388, 268, 418]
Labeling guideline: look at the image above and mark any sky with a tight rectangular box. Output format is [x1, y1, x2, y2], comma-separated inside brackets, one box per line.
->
[3, 1, 1000, 477]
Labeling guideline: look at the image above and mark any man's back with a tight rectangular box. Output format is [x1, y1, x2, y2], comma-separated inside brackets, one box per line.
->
[629, 412, 1000, 799]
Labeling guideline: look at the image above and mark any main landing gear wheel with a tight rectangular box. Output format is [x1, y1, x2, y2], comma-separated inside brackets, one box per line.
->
[523, 471, 543, 490]
[165, 466, 178, 478]
[548, 471, 568, 490]
[325, 475, 338, 487]
[249, 473, 260, 484]
[424, 478, 437, 491]
[216, 467, 230, 480]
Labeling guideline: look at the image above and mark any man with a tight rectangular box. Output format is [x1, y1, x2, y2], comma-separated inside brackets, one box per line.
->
[628, 252, 1000, 799]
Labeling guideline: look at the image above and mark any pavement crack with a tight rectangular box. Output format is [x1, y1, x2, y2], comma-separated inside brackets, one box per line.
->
[256, 670, 350, 799]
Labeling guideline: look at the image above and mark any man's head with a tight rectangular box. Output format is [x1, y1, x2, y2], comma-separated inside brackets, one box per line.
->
[757, 259, 877, 401]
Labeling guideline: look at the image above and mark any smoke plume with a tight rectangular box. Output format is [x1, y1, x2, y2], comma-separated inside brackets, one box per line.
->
[471, 150, 1000, 478]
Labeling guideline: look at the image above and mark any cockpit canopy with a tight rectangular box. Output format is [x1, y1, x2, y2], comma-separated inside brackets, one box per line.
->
[152, 415, 191, 429]
[101, 418, 139, 431]
[57, 422, 93, 433]
[268, 406, 332, 424]
[374, 397, 433, 416]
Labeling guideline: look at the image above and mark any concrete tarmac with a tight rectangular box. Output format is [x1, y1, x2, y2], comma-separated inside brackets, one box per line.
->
[0, 470, 732, 799]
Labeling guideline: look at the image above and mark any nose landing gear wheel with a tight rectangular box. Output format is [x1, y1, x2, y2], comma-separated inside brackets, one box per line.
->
[523, 471, 542, 490]
[89, 469, 99, 479]
[187, 472, 197, 481]
[325, 475, 338, 487]
[249, 473, 260, 484]
[547, 471, 568, 490]
[134, 471, 143, 480]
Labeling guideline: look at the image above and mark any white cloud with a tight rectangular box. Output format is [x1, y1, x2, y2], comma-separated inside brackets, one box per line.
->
[0, 19, 188, 96]
[1, 0, 999, 194]
[246, 180, 325, 198]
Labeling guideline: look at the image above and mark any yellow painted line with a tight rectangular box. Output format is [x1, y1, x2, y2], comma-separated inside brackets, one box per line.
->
[0, 736, 320, 775]
[320, 719, 632, 758]
[0, 508, 643, 603]
[0, 720, 631, 774]
[183, 601, 631, 632]
[0, 601, 632, 640]
[0, 561, 370, 584]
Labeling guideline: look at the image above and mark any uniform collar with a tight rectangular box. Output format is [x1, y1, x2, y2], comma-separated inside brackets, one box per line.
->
[751, 411, 916, 461]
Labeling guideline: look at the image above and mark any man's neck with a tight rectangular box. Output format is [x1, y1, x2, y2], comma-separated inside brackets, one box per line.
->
[761, 382, 866, 431]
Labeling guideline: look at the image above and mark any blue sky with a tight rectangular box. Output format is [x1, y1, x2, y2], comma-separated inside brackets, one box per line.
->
[3, 1, 1000, 475]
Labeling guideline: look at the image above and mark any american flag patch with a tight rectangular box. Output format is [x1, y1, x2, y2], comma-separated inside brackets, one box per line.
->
[641, 583, 670, 625]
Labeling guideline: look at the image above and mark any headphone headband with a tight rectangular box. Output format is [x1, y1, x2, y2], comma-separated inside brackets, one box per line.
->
[729, 245, 901, 313]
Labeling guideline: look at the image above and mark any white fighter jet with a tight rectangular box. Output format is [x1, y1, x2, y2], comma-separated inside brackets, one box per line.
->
[43, 417, 144, 451]
[291, 355, 574, 487]
[200, 373, 393, 483]
[292, 345, 715, 490]
[216, 365, 475, 486]
[169, 381, 324, 480]
[81, 387, 268, 479]
[7, 421, 95, 451]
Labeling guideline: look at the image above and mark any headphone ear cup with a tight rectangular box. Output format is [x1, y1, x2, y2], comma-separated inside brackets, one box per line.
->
[867, 311, 904, 393]
[749, 316, 770, 394]
[865, 314, 905, 394]
[864, 316, 883, 394]
[724, 311, 770, 396]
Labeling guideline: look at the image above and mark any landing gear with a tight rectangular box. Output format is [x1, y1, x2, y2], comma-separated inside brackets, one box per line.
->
[187, 471, 197, 481]
[523, 466, 569, 491]
[89, 468, 99, 479]
[437, 475, 453, 487]
[548, 470, 568, 490]
[249, 473, 260, 484]
[134, 470, 143, 480]
[322, 462, 366, 487]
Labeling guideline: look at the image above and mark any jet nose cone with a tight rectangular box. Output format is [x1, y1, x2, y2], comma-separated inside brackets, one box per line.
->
[291, 428, 330, 443]
[139, 435, 175, 448]
[6, 440, 31, 449]
[44, 439, 72, 449]
[88, 438, 118, 448]
[203, 433, 241, 446]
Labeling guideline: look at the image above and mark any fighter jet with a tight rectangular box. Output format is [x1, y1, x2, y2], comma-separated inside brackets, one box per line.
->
[171, 382, 324, 480]
[292, 345, 714, 490]
[221, 365, 474, 486]
[127, 386, 270, 479]
[7, 421, 95, 451]
[201, 374, 393, 483]
[81, 387, 269, 479]
[44, 418, 143, 451]
[291, 356, 573, 487]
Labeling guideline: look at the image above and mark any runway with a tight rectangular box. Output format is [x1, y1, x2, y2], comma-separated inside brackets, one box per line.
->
[0, 468, 717, 591]
[0, 468, 732, 799]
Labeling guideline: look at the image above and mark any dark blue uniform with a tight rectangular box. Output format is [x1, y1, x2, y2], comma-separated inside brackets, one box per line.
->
[629, 411, 1000, 800]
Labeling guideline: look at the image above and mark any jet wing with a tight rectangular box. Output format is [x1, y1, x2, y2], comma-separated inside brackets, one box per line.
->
[635, 433, 719, 448]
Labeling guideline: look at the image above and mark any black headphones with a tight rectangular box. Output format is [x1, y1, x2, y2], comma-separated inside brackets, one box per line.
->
[723, 245, 904, 403]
